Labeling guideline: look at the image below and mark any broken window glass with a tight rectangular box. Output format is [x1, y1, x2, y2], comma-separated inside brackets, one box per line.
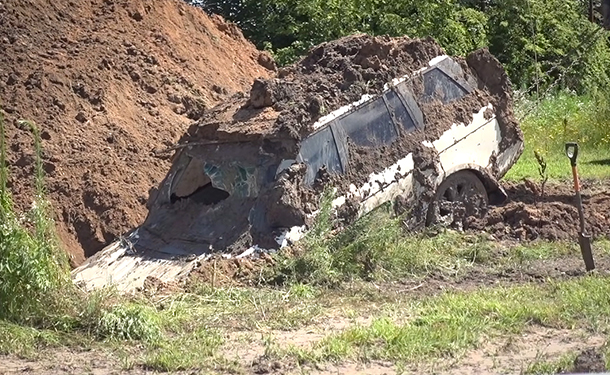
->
[384, 89, 416, 133]
[338, 97, 397, 147]
[204, 163, 260, 198]
[297, 127, 343, 186]
[167, 153, 263, 205]
[422, 67, 468, 104]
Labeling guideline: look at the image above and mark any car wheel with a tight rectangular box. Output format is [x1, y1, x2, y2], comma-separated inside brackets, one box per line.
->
[426, 170, 488, 229]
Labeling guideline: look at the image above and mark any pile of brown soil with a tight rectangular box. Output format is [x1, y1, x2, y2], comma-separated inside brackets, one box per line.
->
[0, 0, 273, 265]
[467, 180, 610, 241]
[185, 34, 497, 143]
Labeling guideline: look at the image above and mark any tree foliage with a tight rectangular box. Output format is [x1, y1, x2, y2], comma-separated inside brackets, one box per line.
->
[187, 0, 610, 93]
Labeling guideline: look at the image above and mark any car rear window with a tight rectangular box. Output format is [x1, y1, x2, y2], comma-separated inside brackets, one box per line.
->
[384, 89, 416, 133]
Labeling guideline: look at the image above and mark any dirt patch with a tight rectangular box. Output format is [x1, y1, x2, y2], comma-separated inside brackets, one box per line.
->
[444, 328, 606, 375]
[188, 254, 275, 287]
[0, 0, 272, 265]
[468, 180, 610, 241]
[0, 348, 155, 375]
[573, 347, 607, 373]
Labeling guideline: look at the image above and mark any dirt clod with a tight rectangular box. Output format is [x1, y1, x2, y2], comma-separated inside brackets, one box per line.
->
[573, 348, 606, 373]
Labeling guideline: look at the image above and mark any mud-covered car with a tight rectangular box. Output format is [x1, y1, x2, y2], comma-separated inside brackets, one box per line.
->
[73, 35, 523, 291]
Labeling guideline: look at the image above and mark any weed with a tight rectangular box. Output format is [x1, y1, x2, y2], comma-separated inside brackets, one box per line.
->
[269, 189, 343, 286]
[507, 241, 577, 265]
[534, 149, 549, 199]
[0, 115, 74, 326]
[143, 327, 223, 371]
[266, 187, 497, 287]
[524, 351, 577, 374]
[96, 303, 161, 342]
[0, 320, 62, 357]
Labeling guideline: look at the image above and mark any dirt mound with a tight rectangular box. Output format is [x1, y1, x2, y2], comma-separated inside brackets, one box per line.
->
[573, 347, 606, 373]
[185, 34, 489, 142]
[0, 0, 273, 265]
[468, 180, 610, 241]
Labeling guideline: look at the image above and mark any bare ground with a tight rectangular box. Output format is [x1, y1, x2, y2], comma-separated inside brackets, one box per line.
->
[1, 324, 605, 375]
[2, 250, 609, 374]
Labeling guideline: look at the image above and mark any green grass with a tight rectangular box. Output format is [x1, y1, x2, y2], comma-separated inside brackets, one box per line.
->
[142, 327, 224, 371]
[282, 275, 610, 366]
[505, 147, 610, 181]
[160, 283, 324, 331]
[524, 352, 579, 375]
[508, 91, 610, 181]
[0, 321, 63, 357]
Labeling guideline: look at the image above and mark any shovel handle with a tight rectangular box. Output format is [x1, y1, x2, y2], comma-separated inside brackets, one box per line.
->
[565, 142, 578, 166]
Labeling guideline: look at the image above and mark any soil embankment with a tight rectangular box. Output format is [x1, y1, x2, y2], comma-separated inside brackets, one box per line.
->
[0, 0, 273, 265]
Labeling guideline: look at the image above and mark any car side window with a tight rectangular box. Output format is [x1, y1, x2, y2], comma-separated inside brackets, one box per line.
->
[297, 127, 343, 186]
[422, 67, 468, 104]
[384, 89, 416, 133]
[338, 97, 398, 147]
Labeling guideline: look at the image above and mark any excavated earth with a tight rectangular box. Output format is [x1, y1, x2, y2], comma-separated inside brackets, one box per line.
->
[0, 0, 273, 265]
[468, 179, 610, 241]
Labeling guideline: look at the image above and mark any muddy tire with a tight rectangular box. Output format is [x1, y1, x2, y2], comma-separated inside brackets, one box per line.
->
[426, 170, 488, 229]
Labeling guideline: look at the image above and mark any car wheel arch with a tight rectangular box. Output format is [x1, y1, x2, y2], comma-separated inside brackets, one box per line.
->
[438, 164, 507, 206]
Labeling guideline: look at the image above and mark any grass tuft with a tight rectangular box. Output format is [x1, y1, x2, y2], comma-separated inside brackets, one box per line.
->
[143, 327, 223, 371]
[524, 352, 578, 374]
[267, 198, 494, 286]
[95, 303, 161, 342]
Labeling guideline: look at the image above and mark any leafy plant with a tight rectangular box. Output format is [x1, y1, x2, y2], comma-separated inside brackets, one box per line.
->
[0, 114, 73, 326]
[96, 303, 161, 342]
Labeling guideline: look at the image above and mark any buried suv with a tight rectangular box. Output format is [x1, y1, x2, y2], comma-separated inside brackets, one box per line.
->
[73, 36, 524, 291]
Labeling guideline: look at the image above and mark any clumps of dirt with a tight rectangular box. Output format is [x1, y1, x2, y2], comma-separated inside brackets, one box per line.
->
[188, 254, 274, 287]
[0, 0, 273, 265]
[186, 34, 498, 142]
[467, 181, 610, 241]
[573, 348, 606, 373]
[268, 35, 445, 138]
